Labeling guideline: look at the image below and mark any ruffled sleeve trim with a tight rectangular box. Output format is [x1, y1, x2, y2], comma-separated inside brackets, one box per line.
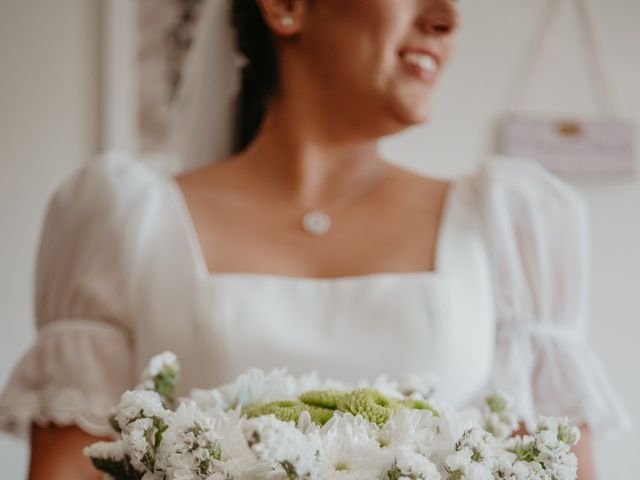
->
[0, 319, 132, 439]
[493, 319, 632, 439]
[0, 384, 118, 438]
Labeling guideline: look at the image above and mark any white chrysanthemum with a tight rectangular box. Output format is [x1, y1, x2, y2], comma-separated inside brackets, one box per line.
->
[320, 413, 379, 445]
[167, 406, 286, 479]
[398, 373, 438, 400]
[295, 371, 350, 393]
[393, 445, 441, 480]
[190, 369, 299, 411]
[297, 409, 321, 435]
[355, 374, 403, 399]
[378, 409, 434, 450]
[243, 414, 320, 478]
[202, 407, 253, 460]
[316, 426, 390, 479]
[193, 410, 271, 480]
[429, 406, 481, 462]
[357, 372, 437, 403]
[191, 369, 352, 413]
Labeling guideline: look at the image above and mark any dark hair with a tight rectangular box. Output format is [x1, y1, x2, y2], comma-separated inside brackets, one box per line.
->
[231, 0, 280, 153]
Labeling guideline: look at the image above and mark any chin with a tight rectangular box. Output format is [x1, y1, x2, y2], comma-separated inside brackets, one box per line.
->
[374, 111, 431, 139]
[389, 101, 433, 129]
[407, 108, 432, 125]
[360, 93, 434, 138]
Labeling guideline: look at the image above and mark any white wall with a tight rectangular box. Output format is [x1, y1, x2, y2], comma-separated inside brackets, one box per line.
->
[0, 0, 637, 478]
[0, 1, 101, 478]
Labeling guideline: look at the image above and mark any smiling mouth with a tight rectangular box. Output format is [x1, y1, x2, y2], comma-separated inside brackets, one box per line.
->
[399, 51, 439, 83]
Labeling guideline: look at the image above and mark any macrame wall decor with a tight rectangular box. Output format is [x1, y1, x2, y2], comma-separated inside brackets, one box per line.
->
[497, 0, 636, 176]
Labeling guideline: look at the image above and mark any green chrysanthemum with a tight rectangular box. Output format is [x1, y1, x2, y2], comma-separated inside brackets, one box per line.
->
[400, 398, 439, 417]
[243, 401, 334, 425]
[336, 389, 401, 426]
[299, 390, 346, 409]
[242, 389, 439, 429]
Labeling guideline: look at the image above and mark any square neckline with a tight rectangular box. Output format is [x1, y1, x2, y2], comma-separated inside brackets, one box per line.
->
[164, 169, 459, 283]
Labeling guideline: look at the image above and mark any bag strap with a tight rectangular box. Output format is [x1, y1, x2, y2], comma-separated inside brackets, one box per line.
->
[506, 0, 619, 116]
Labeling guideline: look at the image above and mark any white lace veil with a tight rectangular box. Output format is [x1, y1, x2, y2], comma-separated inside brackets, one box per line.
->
[165, 0, 244, 175]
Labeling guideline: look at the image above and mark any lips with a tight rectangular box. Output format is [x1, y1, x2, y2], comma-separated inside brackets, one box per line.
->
[398, 48, 440, 82]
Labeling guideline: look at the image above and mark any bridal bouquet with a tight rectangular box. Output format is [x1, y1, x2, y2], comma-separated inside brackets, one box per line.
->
[85, 352, 580, 480]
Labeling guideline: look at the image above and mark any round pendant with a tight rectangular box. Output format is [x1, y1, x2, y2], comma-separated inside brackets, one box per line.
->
[302, 211, 332, 236]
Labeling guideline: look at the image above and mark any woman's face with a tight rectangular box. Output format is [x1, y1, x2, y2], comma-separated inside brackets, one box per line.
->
[293, 0, 460, 134]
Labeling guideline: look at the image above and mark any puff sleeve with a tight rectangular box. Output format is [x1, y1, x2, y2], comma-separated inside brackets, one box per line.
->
[482, 158, 631, 438]
[0, 152, 139, 438]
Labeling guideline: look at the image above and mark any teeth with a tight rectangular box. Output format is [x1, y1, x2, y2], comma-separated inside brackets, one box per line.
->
[401, 52, 438, 74]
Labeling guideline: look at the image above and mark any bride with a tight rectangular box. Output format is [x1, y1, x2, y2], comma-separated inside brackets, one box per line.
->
[0, 1, 629, 478]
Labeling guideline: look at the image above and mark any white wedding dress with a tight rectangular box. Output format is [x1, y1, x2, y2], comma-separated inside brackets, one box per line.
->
[0, 151, 630, 440]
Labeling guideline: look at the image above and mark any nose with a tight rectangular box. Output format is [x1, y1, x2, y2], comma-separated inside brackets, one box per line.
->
[416, 0, 460, 36]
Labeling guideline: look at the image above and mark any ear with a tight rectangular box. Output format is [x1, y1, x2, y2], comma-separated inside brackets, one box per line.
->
[256, 0, 307, 37]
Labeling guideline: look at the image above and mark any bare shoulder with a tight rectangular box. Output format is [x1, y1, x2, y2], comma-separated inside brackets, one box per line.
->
[172, 154, 261, 216]
[174, 154, 247, 191]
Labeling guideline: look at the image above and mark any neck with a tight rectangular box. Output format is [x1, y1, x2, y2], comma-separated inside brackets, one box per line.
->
[243, 99, 389, 208]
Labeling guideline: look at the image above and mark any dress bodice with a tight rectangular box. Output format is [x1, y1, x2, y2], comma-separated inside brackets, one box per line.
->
[130, 164, 495, 408]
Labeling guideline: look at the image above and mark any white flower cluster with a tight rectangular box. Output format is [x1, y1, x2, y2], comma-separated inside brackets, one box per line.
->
[137, 351, 181, 408]
[440, 417, 580, 480]
[158, 402, 223, 479]
[500, 417, 581, 480]
[113, 390, 169, 473]
[483, 391, 519, 440]
[85, 353, 580, 480]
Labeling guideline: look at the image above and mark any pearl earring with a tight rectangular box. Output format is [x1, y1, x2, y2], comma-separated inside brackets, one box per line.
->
[280, 17, 294, 27]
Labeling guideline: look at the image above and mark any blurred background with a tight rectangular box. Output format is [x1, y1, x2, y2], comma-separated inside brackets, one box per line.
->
[1, 0, 638, 477]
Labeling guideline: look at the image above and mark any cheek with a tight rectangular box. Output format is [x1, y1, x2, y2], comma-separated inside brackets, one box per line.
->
[304, 0, 408, 82]
[440, 37, 456, 66]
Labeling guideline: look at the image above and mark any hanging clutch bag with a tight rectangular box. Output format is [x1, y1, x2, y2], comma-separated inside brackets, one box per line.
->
[499, 115, 635, 175]
[497, 0, 636, 175]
